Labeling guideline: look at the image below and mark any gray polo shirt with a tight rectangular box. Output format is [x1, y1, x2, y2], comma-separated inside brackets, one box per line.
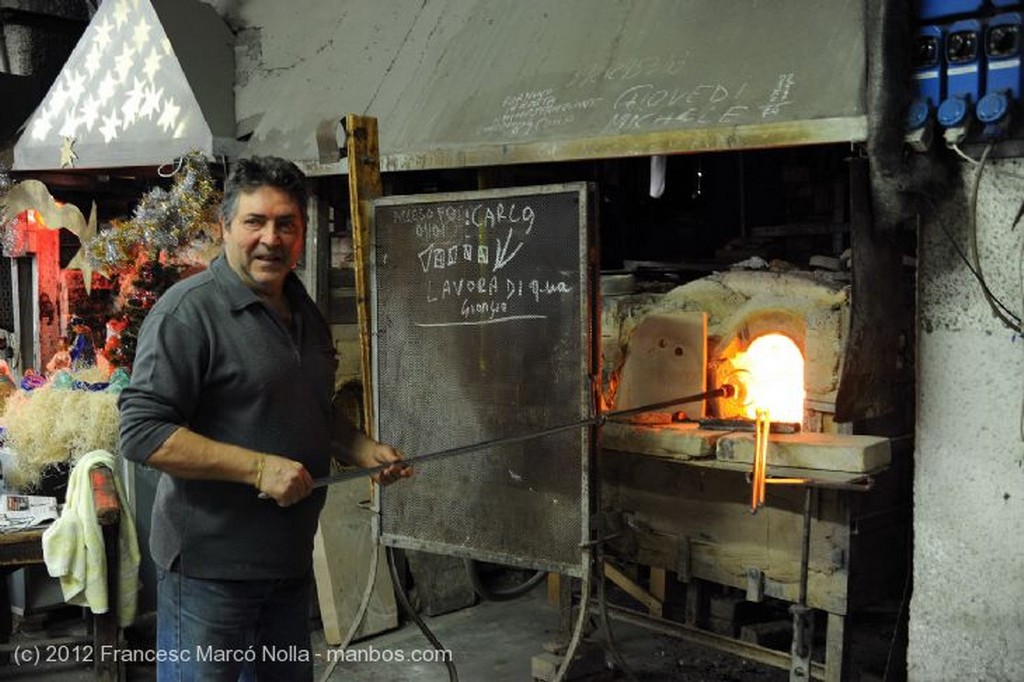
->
[119, 255, 337, 579]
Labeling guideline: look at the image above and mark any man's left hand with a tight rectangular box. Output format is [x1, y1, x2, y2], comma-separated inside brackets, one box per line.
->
[366, 443, 413, 486]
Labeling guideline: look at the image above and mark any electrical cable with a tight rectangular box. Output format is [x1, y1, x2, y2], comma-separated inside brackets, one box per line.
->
[316, 496, 382, 682]
[464, 559, 546, 602]
[912, 191, 1021, 326]
[552, 549, 592, 682]
[882, 543, 913, 682]
[967, 142, 1022, 333]
[387, 546, 460, 682]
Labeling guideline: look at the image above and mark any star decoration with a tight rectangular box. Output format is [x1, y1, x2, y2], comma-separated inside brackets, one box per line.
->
[122, 77, 146, 126]
[59, 137, 78, 168]
[31, 117, 53, 141]
[100, 110, 121, 143]
[78, 96, 101, 131]
[49, 80, 70, 113]
[97, 73, 118, 104]
[58, 113, 81, 138]
[66, 202, 100, 294]
[114, 44, 136, 83]
[94, 18, 113, 51]
[132, 17, 151, 51]
[65, 69, 86, 103]
[112, 0, 130, 29]
[141, 84, 163, 119]
[158, 98, 180, 133]
[143, 47, 163, 83]
[84, 43, 103, 78]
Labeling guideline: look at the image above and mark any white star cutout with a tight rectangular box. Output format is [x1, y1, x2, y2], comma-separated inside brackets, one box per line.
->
[122, 77, 146, 126]
[78, 97, 101, 131]
[114, 44, 136, 83]
[65, 69, 86, 103]
[112, 0, 130, 29]
[97, 73, 117, 104]
[143, 47, 163, 83]
[58, 113, 81, 138]
[84, 43, 103, 78]
[141, 84, 163, 119]
[31, 117, 53, 141]
[48, 80, 70, 113]
[158, 98, 180, 132]
[100, 110, 121, 143]
[94, 18, 113, 51]
[132, 17, 151, 51]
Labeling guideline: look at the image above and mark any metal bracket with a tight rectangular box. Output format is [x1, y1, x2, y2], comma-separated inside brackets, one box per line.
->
[746, 567, 765, 602]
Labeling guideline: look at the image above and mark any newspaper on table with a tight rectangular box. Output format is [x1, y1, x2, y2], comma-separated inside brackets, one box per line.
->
[0, 493, 59, 531]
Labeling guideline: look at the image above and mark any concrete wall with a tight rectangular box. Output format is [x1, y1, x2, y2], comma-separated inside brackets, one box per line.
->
[912, 157, 1024, 681]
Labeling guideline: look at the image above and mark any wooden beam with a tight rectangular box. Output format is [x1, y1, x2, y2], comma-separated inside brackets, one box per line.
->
[604, 562, 663, 617]
[344, 114, 382, 433]
[649, 567, 668, 617]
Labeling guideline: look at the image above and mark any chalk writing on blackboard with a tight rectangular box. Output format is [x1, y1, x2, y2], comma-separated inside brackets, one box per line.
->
[376, 187, 586, 330]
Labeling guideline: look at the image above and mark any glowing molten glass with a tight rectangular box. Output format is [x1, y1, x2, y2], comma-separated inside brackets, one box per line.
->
[730, 334, 805, 423]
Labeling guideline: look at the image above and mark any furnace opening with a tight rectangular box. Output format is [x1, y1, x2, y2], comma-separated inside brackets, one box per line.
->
[728, 333, 805, 424]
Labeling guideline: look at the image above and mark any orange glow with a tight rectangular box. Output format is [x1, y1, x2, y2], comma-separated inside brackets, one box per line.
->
[730, 333, 805, 423]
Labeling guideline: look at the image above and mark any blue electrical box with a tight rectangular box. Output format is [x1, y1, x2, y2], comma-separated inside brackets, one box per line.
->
[977, 12, 1022, 129]
[938, 19, 984, 127]
[915, 0, 984, 21]
[910, 26, 945, 130]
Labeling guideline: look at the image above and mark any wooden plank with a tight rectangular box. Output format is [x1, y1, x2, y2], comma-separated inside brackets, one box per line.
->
[547, 572, 560, 609]
[345, 113, 382, 433]
[604, 562, 662, 616]
[716, 432, 891, 473]
[603, 451, 853, 615]
[603, 423, 726, 460]
[312, 478, 397, 645]
[649, 567, 667, 618]
[825, 612, 848, 682]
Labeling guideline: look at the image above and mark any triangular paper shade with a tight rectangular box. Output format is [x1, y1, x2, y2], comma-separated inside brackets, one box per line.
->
[13, 0, 232, 170]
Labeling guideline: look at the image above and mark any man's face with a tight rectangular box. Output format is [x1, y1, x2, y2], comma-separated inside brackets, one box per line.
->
[222, 186, 305, 297]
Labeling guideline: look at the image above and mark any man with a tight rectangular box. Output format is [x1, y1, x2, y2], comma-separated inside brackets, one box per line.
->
[119, 156, 409, 681]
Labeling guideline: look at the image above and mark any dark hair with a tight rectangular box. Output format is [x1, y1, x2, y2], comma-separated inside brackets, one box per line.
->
[220, 156, 308, 224]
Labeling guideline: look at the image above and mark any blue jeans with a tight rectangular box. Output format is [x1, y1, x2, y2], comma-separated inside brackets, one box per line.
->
[156, 565, 314, 682]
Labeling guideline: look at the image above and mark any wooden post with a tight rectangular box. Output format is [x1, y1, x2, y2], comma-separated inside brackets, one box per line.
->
[311, 114, 398, 647]
[89, 465, 122, 682]
[345, 114, 382, 434]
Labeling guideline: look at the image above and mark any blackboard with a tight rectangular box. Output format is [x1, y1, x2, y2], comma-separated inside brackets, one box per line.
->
[372, 183, 595, 576]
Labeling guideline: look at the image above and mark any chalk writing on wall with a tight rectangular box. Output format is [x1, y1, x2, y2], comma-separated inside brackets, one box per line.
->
[475, 55, 800, 140]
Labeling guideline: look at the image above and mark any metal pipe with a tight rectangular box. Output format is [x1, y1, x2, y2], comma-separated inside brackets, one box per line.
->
[300, 384, 736, 492]
[789, 486, 815, 680]
[602, 604, 826, 680]
[0, 18, 10, 74]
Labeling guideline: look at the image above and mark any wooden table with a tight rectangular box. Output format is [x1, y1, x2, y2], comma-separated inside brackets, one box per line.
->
[0, 465, 124, 681]
[0, 529, 46, 645]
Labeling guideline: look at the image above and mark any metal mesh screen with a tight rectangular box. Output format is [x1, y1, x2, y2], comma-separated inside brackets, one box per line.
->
[373, 183, 593, 576]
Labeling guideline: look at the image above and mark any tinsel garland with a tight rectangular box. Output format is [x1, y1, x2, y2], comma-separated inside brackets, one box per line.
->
[86, 150, 221, 271]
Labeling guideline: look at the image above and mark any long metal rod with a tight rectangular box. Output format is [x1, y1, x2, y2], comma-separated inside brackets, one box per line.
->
[311, 385, 734, 489]
[603, 604, 826, 680]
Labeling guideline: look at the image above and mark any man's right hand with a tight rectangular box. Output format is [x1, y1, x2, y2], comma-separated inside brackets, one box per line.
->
[257, 454, 314, 507]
